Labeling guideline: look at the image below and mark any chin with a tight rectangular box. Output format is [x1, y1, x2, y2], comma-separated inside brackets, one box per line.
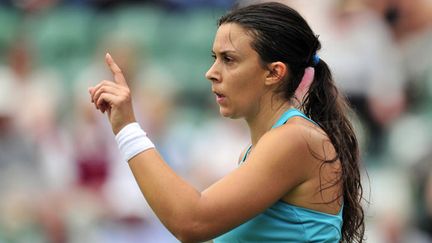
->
[219, 108, 241, 119]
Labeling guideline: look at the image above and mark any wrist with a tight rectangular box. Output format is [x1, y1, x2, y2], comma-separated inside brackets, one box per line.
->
[115, 122, 155, 162]
[113, 117, 136, 134]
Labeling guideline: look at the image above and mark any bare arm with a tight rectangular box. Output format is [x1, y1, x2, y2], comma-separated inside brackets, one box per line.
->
[89, 54, 311, 242]
[127, 127, 309, 242]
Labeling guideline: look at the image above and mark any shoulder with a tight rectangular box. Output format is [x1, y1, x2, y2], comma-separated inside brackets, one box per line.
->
[254, 117, 333, 174]
[239, 121, 320, 191]
[260, 118, 316, 155]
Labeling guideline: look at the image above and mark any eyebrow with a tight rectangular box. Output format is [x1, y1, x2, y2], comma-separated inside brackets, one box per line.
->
[211, 50, 238, 55]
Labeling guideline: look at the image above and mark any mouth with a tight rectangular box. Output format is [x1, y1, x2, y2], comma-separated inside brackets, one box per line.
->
[214, 92, 224, 98]
[213, 89, 225, 98]
[213, 90, 226, 103]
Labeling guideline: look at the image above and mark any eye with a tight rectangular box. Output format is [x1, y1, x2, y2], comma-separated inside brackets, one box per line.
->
[211, 53, 235, 64]
[222, 55, 233, 63]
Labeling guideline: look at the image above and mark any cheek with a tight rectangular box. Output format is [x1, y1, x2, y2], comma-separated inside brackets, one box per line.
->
[221, 61, 268, 109]
[228, 66, 266, 90]
[228, 73, 265, 106]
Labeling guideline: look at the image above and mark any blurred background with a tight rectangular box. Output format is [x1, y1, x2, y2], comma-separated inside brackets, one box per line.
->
[0, 0, 432, 242]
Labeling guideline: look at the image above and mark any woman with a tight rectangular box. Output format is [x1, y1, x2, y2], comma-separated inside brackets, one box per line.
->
[89, 2, 364, 242]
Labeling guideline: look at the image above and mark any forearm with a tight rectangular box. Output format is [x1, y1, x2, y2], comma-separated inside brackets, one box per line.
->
[128, 149, 209, 241]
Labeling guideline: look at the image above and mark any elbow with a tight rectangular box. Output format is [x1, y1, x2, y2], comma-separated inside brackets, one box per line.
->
[172, 220, 213, 243]
[175, 234, 199, 243]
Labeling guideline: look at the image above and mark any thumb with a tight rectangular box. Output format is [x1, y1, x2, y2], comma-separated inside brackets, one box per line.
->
[105, 53, 128, 87]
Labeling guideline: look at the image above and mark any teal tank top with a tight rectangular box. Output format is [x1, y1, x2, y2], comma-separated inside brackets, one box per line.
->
[214, 108, 343, 243]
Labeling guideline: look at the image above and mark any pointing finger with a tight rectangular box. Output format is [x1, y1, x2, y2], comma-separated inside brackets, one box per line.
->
[105, 53, 128, 87]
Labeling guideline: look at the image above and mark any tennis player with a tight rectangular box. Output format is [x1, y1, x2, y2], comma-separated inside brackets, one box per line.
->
[89, 2, 365, 242]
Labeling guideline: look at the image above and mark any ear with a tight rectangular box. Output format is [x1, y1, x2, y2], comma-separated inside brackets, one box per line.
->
[265, 61, 287, 86]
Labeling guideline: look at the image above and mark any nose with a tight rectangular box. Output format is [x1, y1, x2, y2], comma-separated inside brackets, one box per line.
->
[205, 62, 220, 83]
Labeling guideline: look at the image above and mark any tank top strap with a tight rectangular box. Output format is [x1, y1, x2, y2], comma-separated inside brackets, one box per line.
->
[240, 145, 253, 164]
[240, 108, 317, 164]
[272, 108, 317, 129]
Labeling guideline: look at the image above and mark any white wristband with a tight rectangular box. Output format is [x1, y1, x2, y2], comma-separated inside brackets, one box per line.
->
[115, 122, 155, 162]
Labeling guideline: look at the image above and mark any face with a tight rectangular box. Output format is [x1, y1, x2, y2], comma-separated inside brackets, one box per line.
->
[206, 23, 271, 119]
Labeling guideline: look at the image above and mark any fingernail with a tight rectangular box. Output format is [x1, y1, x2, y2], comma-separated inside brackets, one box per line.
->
[106, 53, 111, 59]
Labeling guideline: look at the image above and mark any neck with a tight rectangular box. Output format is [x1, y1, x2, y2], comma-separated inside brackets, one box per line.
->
[245, 98, 293, 146]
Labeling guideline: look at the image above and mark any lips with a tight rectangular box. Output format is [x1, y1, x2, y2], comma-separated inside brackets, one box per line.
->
[212, 89, 225, 97]
[214, 92, 225, 98]
[213, 90, 226, 103]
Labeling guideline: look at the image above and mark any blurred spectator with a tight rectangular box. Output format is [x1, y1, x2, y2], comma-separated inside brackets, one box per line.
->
[315, 0, 406, 157]
[367, 1, 432, 239]
[364, 0, 432, 108]
[0, 52, 47, 243]
[7, 39, 73, 189]
[392, 0, 432, 110]
[0, 65, 41, 192]
[0, 37, 76, 243]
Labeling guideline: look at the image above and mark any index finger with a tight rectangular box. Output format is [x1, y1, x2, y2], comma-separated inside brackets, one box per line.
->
[105, 53, 128, 87]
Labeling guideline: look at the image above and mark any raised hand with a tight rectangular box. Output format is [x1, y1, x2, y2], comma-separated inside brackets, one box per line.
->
[89, 53, 136, 134]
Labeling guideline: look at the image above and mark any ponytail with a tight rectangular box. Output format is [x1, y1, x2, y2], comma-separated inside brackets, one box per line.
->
[302, 59, 365, 243]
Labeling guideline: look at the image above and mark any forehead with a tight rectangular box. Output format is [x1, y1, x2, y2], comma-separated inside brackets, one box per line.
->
[212, 23, 254, 53]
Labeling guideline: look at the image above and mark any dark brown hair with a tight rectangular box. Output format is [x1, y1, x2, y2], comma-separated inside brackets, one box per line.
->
[219, 2, 365, 242]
